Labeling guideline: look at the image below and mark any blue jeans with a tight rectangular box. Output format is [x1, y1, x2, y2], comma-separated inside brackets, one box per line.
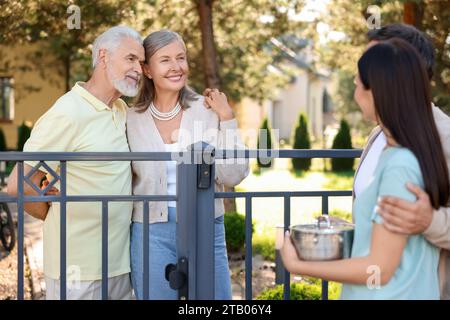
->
[130, 207, 232, 300]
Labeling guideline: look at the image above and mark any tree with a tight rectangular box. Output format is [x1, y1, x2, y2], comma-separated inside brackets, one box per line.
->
[420, 0, 450, 114]
[403, 0, 424, 29]
[138, 0, 305, 211]
[331, 120, 354, 172]
[257, 118, 273, 169]
[197, 0, 221, 89]
[291, 113, 311, 172]
[310, 0, 450, 128]
[139, 0, 305, 103]
[0, 0, 138, 92]
[196, 0, 232, 210]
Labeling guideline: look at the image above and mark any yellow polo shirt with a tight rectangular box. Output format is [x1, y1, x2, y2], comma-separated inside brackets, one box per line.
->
[24, 82, 132, 281]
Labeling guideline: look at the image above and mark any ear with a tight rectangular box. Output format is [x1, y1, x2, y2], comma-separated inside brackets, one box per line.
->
[98, 48, 108, 69]
[142, 63, 152, 79]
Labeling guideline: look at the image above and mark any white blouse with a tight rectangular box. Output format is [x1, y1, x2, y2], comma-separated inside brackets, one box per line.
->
[126, 95, 249, 224]
[164, 142, 178, 208]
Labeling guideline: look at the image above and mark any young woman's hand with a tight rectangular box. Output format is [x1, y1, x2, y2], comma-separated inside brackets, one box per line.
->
[203, 88, 234, 121]
[280, 231, 303, 274]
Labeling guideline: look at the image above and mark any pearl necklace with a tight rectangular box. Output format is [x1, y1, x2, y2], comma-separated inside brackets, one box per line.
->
[149, 101, 181, 121]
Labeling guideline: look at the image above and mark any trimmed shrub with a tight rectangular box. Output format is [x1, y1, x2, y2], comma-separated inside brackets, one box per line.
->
[291, 113, 311, 172]
[17, 122, 32, 151]
[0, 128, 6, 151]
[331, 120, 354, 172]
[256, 279, 341, 300]
[253, 236, 275, 261]
[224, 212, 254, 253]
[257, 118, 273, 169]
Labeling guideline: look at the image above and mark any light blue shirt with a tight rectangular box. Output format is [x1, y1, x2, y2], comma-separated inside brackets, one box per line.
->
[340, 147, 440, 300]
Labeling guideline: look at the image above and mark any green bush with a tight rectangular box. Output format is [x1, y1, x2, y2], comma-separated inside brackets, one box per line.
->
[253, 236, 275, 261]
[224, 212, 254, 253]
[257, 283, 321, 300]
[0, 128, 6, 151]
[291, 113, 311, 172]
[331, 120, 354, 172]
[257, 118, 273, 169]
[17, 122, 32, 151]
[256, 279, 341, 300]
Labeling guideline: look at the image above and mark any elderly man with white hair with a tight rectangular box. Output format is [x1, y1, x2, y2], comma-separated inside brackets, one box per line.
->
[7, 26, 144, 300]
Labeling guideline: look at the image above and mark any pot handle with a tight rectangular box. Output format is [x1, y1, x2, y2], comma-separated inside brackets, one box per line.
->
[317, 215, 331, 229]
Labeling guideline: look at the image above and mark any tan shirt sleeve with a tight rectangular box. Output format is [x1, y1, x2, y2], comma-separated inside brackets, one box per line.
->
[424, 207, 450, 250]
[425, 106, 450, 250]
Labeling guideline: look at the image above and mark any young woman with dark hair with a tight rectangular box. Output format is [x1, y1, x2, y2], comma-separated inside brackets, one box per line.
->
[280, 38, 449, 300]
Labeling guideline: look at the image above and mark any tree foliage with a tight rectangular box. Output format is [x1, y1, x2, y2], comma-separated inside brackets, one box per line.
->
[138, 0, 305, 103]
[309, 0, 450, 126]
[1, 0, 137, 92]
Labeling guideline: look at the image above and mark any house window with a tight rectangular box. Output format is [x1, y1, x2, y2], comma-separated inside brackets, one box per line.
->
[0, 77, 14, 121]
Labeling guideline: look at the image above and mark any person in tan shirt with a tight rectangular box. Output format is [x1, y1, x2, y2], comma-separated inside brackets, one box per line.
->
[355, 24, 450, 299]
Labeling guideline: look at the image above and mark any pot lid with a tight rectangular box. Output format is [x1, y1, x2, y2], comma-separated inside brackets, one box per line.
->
[290, 215, 354, 234]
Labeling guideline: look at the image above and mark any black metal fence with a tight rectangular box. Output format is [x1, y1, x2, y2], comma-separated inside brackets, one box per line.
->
[0, 145, 361, 300]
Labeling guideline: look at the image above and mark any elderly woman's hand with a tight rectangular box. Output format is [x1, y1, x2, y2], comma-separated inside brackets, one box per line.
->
[41, 179, 60, 206]
[203, 88, 234, 121]
[41, 179, 60, 196]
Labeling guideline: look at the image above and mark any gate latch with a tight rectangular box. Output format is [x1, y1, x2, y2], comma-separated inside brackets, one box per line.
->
[165, 257, 188, 300]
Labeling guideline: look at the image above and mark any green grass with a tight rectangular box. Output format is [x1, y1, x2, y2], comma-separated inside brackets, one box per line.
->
[321, 170, 355, 190]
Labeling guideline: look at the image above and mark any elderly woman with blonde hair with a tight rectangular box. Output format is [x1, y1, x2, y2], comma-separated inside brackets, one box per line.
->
[126, 29, 249, 300]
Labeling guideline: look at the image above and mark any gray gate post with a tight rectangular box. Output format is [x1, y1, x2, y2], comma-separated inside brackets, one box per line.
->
[176, 141, 215, 300]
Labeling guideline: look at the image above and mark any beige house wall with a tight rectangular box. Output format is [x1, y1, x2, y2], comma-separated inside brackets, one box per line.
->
[235, 70, 329, 146]
[0, 43, 65, 149]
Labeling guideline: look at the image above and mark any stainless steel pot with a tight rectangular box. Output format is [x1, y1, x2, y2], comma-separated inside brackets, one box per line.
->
[289, 216, 354, 261]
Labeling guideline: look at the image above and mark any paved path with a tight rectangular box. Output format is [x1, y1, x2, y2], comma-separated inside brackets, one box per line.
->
[6, 202, 45, 300]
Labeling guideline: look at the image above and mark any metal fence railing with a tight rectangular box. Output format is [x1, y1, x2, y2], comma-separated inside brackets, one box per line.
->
[0, 144, 361, 300]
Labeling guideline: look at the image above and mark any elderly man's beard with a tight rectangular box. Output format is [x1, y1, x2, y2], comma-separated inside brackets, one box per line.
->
[106, 64, 140, 97]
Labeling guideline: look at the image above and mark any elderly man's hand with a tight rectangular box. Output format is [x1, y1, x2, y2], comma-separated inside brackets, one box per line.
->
[377, 183, 433, 235]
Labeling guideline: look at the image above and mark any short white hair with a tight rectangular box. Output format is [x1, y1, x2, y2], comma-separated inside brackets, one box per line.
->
[91, 25, 142, 68]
